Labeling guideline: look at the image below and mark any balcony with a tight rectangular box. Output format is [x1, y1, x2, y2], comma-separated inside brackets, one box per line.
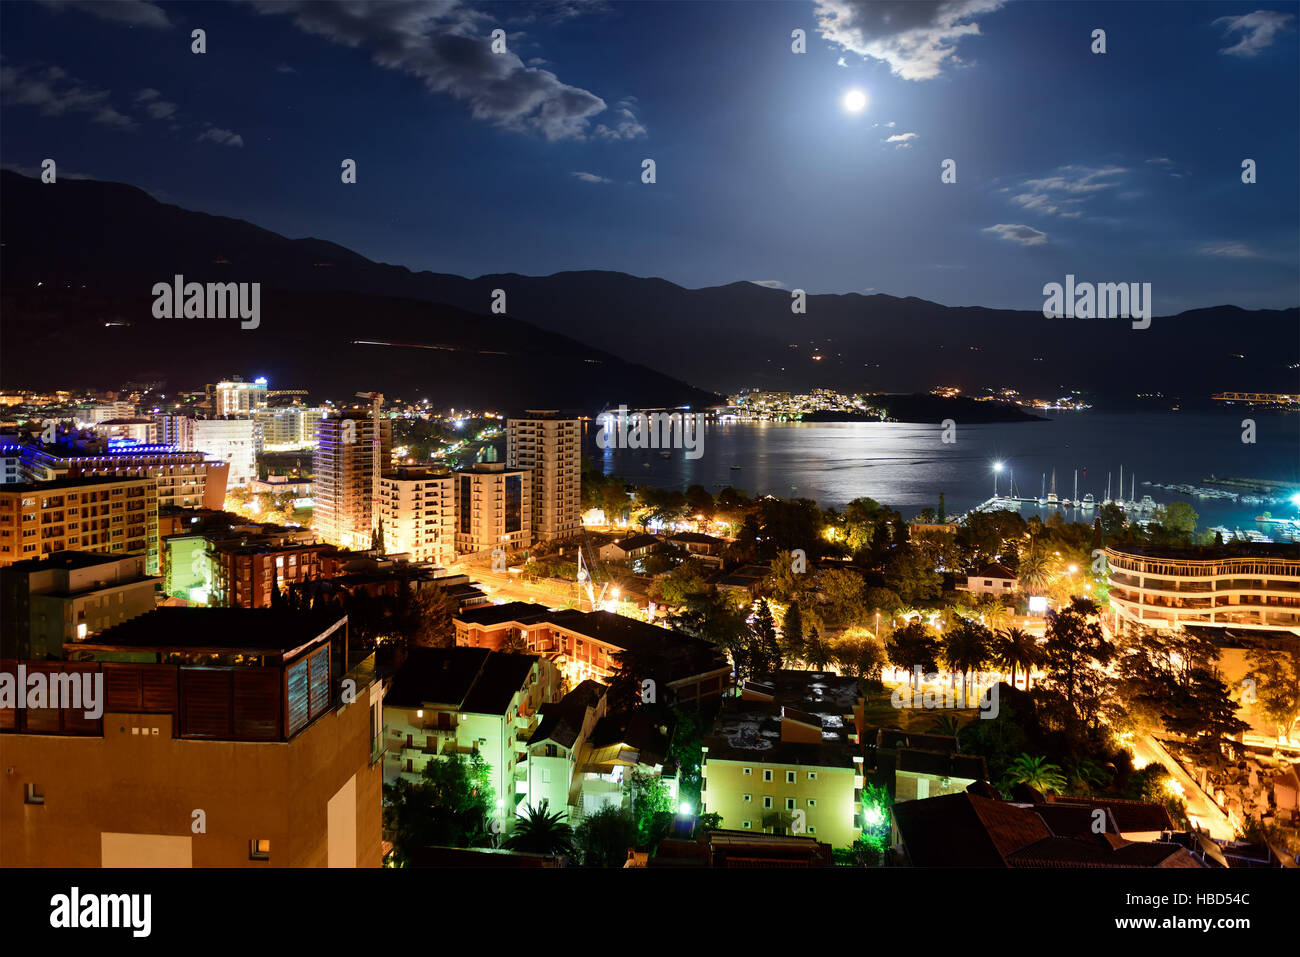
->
[370, 726, 388, 765]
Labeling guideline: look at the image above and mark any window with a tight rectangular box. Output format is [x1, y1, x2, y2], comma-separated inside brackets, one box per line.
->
[786, 771, 796, 784]
[808, 826, 816, 834]
[249, 839, 271, 861]
[808, 771, 818, 781]
[24, 783, 44, 805]
[762, 769, 772, 782]
[762, 796, 773, 809]
[742, 821, 751, 830]
[742, 793, 752, 803]
[807, 798, 817, 808]
[742, 767, 752, 776]
[785, 798, 796, 811]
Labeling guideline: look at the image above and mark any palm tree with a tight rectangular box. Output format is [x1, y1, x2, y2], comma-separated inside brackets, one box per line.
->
[1016, 547, 1052, 594]
[504, 803, 576, 858]
[1001, 753, 1067, 795]
[940, 619, 992, 707]
[995, 627, 1040, 689]
[929, 714, 962, 741]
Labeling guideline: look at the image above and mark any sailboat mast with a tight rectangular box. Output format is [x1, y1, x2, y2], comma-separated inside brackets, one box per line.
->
[1074, 469, 1078, 501]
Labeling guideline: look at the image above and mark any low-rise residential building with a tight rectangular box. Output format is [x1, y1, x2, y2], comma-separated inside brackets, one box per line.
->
[0, 551, 157, 659]
[1, 607, 384, 867]
[454, 602, 731, 703]
[209, 540, 330, 608]
[869, 728, 988, 804]
[702, 670, 866, 849]
[382, 647, 560, 821]
[965, 562, 1018, 596]
[599, 533, 661, 562]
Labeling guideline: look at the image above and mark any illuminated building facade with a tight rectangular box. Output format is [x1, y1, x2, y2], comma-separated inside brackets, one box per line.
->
[0, 477, 159, 574]
[312, 413, 392, 551]
[379, 469, 455, 566]
[506, 411, 581, 543]
[453, 463, 531, 555]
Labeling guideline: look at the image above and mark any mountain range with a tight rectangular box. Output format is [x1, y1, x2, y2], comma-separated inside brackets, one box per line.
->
[2, 170, 1295, 410]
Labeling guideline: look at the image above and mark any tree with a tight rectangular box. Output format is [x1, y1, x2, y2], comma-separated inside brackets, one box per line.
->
[1001, 754, 1067, 795]
[941, 618, 993, 706]
[1245, 643, 1300, 743]
[382, 752, 496, 865]
[1155, 501, 1198, 543]
[883, 548, 942, 607]
[993, 627, 1041, 689]
[627, 769, 673, 850]
[574, 805, 637, 867]
[887, 621, 940, 688]
[504, 803, 576, 858]
[747, 598, 783, 678]
[803, 626, 833, 670]
[832, 627, 887, 683]
[780, 601, 805, 662]
[817, 568, 869, 629]
[1098, 502, 1125, 539]
[1016, 547, 1051, 594]
[1037, 597, 1115, 741]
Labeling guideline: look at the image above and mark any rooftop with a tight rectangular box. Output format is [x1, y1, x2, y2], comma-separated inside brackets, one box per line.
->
[1108, 542, 1300, 562]
[385, 647, 538, 714]
[77, 607, 344, 656]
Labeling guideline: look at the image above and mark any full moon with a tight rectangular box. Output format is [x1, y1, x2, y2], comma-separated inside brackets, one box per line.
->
[843, 89, 868, 113]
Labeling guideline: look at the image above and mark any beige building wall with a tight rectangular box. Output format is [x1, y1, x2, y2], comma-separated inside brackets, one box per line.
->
[701, 756, 862, 849]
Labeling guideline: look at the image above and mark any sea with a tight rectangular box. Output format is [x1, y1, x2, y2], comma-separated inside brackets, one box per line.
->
[583, 411, 1300, 538]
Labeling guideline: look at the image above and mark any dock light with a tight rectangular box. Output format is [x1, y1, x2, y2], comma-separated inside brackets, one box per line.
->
[678, 802, 693, 816]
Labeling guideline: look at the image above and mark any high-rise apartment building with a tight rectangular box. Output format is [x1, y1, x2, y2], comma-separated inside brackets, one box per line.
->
[313, 412, 392, 551]
[506, 410, 581, 543]
[191, 417, 257, 487]
[0, 477, 160, 574]
[212, 377, 268, 417]
[454, 463, 531, 555]
[379, 468, 455, 566]
[253, 406, 326, 450]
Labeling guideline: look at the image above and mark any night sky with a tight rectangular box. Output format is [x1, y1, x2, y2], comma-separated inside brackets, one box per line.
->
[3, 0, 1297, 313]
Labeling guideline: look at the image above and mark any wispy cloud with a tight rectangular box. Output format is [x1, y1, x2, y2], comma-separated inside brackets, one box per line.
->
[571, 171, 610, 184]
[245, 0, 645, 142]
[750, 280, 787, 289]
[40, 0, 170, 28]
[1007, 165, 1125, 218]
[1200, 241, 1259, 259]
[134, 88, 177, 119]
[885, 131, 917, 148]
[815, 0, 1006, 81]
[983, 223, 1047, 246]
[1214, 10, 1295, 57]
[198, 126, 245, 148]
[0, 63, 137, 130]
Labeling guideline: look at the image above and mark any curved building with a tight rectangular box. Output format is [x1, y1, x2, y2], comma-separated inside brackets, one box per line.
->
[1105, 542, 1300, 634]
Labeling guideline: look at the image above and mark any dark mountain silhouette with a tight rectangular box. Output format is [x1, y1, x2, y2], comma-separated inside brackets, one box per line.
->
[2, 170, 1295, 406]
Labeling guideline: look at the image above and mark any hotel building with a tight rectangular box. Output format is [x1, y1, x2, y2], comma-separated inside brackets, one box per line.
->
[454, 462, 531, 556]
[379, 469, 456, 566]
[0, 607, 384, 867]
[0, 477, 159, 574]
[506, 411, 581, 544]
[1105, 542, 1300, 635]
[191, 417, 258, 488]
[212, 377, 268, 417]
[313, 413, 392, 551]
[18, 441, 228, 511]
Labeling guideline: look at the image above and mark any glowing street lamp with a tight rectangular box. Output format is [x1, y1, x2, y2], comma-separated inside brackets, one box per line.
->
[993, 461, 1004, 498]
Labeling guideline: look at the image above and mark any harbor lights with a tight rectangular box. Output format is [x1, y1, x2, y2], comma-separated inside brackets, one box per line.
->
[993, 461, 1004, 498]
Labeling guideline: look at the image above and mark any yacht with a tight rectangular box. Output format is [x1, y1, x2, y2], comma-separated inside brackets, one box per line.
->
[1047, 469, 1059, 506]
[1081, 493, 1096, 510]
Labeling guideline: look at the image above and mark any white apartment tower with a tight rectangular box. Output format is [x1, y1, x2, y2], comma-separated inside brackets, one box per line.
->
[313, 412, 392, 551]
[191, 417, 258, 487]
[379, 469, 456, 566]
[506, 410, 581, 544]
[454, 463, 531, 556]
[213, 377, 268, 417]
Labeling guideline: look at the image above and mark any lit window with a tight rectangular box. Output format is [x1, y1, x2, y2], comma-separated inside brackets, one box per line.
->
[250, 839, 271, 860]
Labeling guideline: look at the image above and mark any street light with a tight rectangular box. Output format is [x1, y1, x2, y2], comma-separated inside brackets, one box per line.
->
[992, 461, 1004, 498]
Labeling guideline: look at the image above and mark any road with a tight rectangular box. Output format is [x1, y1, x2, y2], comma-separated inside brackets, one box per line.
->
[1131, 733, 1235, 841]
